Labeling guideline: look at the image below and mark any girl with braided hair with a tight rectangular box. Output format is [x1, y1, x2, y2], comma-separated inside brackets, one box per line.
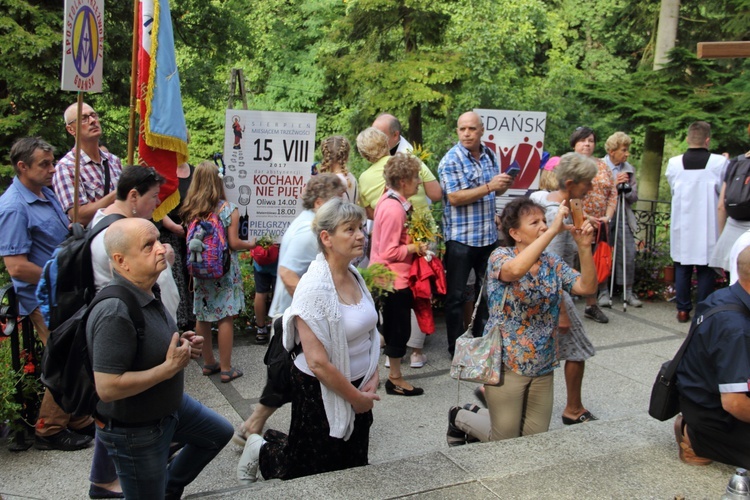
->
[320, 136, 359, 204]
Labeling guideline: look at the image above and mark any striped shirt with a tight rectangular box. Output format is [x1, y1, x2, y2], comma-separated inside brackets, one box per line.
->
[438, 143, 499, 247]
[53, 148, 123, 214]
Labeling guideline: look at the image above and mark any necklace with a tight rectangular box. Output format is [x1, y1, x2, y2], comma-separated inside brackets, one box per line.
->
[336, 289, 355, 306]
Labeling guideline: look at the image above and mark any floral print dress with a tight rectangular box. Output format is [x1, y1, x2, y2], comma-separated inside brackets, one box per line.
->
[582, 159, 617, 219]
[193, 201, 245, 321]
[485, 247, 578, 377]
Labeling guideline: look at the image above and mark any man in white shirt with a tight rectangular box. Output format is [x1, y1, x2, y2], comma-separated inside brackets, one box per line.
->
[666, 121, 728, 323]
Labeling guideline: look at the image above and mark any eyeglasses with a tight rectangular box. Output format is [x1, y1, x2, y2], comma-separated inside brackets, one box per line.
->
[67, 112, 99, 126]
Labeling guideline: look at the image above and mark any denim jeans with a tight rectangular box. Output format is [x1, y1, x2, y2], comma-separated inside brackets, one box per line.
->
[674, 263, 716, 313]
[444, 240, 497, 355]
[97, 393, 233, 499]
[89, 434, 117, 484]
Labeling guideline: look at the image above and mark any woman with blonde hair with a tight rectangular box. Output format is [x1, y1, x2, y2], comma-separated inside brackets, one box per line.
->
[181, 161, 256, 383]
[603, 131, 641, 307]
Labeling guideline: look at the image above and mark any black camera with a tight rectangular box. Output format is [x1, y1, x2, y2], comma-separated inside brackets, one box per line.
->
[617, 182, 632, 194]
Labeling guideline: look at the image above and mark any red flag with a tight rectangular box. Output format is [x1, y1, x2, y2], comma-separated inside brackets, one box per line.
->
[138, 0, 188, 220]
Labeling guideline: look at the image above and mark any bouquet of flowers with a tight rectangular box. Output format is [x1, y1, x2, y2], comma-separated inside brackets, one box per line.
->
[359, 263, 397, 298]
[407, 208, 441, 245]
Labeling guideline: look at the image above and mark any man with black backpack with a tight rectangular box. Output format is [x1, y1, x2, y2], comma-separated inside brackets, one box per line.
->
[87, 218, 232, 498]
[0, 137, 93, 451]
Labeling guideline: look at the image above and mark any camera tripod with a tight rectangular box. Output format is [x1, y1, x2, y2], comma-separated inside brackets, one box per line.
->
[608, 188, 629, 312]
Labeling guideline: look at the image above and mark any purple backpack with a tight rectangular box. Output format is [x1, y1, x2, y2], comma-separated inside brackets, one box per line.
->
[186, 203, 230, 279]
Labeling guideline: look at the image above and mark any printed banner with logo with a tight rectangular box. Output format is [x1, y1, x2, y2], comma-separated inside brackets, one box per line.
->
[222, 110, 317, 242]
[474, 108, 547, 212]
[138, 0, 189, 221]
[61, 0, 104, 92]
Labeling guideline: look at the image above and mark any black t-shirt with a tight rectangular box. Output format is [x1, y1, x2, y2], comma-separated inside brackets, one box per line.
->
[87, 274, 183, 423]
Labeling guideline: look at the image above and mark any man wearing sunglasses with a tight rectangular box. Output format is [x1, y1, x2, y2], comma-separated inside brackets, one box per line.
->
[53, 102, 123, 226]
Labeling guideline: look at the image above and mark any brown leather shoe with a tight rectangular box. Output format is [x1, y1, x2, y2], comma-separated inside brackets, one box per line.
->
[674, 415, 712, 465]
[677, 311, 690, 323]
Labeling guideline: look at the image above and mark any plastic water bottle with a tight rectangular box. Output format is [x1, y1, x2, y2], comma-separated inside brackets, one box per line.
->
[722, 468, 750, 499]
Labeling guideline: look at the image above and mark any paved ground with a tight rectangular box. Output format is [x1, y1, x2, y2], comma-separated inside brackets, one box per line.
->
[0, 298, 741, 499]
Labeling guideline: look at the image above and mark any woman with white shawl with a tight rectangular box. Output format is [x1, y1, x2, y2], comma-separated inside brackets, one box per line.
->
[238, 198, 380, 482]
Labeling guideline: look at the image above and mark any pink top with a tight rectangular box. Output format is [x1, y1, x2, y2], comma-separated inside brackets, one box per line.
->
[369, 190, 413, 290]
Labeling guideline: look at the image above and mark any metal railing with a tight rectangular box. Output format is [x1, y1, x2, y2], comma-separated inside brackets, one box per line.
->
[632, 199, 671, 254]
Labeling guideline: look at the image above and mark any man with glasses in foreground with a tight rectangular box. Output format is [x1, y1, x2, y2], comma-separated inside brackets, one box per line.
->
[53, 102, 123, 226]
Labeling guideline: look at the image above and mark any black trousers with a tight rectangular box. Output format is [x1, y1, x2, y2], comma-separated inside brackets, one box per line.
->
[680, 395, 750, 468]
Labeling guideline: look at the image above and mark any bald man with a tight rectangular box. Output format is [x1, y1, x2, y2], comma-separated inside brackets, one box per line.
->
[438, 111, 512, 355]
[86, 218, 232, 499]
[371, 113, 442, 204]
[52, 102, 123, 225]
[673, 245, 750, 469]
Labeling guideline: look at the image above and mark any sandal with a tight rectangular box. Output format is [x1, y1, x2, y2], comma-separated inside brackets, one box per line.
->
[220, 367, 244, 383]
[562, 410, 598, 425]
[202, 362, 220, 376]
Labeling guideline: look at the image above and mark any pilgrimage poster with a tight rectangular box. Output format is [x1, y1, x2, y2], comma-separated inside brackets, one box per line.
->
[223, 110, 317, 242]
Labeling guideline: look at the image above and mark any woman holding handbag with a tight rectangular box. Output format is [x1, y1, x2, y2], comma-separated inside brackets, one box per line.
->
[449, 194, 596, 444]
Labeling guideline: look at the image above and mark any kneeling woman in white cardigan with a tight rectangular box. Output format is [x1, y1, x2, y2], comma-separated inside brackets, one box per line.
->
[238, 198, 381, 482]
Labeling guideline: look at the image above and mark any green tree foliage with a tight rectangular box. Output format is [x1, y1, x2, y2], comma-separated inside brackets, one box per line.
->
[0, 0, 68, 160]
[1, 0, 749, 182]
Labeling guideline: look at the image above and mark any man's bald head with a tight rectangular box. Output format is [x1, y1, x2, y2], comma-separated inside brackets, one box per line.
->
[64, 102, 90, 125]
[104, 218, 166, 288]
[372, 113, 401, 149]
[457, 111, 483, 129]
[737, 246, 750, 282]
[104, 218, 152, 258]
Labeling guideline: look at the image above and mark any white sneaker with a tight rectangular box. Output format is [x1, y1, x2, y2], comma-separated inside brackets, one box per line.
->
[410, 353, 427, 368]
[384, 356, 390, 368]
[598, 290, 611, 308]
[237, 434, 263, 483]
[626, 294, 643, 308]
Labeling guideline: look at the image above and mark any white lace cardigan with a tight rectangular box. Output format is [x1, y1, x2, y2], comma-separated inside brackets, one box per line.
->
[282, 253, 380, 440]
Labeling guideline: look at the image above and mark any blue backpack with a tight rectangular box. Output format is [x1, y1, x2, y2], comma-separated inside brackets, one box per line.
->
[36, 214, 125, 330]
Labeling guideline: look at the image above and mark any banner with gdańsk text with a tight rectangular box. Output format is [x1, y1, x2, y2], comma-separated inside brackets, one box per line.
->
[61, 0, 104, 92]
[474, 108, 547, 212]
[223, 110, 317, 242]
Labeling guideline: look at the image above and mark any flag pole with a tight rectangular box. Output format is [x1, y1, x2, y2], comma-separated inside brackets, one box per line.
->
[72, 92, 84, 224]
[126, 0, 139, 166]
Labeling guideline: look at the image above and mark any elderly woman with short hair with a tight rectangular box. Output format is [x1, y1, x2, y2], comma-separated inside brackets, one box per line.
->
[370, 153, 428, 396]
[569, 127, 617, 324]
[603, 131, 641, 307]
[238, 198, 381, 482]
[534, 152, 600, 425]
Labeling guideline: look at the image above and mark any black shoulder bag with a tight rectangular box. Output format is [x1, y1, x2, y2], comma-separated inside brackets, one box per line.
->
[648, 302, 749, 421]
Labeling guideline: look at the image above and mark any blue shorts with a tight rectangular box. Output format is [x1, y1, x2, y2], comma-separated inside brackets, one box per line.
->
[254, 269, 276, 294]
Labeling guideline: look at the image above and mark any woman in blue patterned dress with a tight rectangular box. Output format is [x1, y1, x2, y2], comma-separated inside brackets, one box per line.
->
[448, 197, 596, 444]
[181, 161, 256, 383]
